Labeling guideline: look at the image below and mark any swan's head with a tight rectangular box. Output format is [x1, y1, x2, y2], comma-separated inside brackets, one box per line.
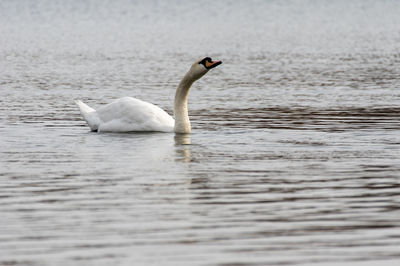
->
[188, 57, 222, 80]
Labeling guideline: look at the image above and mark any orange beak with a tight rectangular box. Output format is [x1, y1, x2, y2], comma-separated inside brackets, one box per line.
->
[205, 60, 222, 69]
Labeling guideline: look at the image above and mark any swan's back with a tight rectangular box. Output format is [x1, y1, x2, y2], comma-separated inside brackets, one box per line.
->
[95, 97, 174, 132]
[76, 97, 174, 132]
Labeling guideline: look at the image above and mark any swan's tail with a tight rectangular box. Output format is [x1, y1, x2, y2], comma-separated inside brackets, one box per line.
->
[75, 100, 100, 131]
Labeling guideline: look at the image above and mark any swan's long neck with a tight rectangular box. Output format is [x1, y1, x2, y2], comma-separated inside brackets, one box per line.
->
[174, 72, 195, 134]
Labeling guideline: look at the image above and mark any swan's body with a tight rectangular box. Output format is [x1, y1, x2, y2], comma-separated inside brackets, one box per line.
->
[76, 57, 221, 133]
[75, 97, 174, 132]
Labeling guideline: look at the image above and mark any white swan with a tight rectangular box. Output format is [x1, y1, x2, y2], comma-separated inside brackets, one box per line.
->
[75, 57, 222, 134]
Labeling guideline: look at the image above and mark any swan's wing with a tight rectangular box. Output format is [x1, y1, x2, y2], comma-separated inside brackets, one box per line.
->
[96, 97, 174, 132]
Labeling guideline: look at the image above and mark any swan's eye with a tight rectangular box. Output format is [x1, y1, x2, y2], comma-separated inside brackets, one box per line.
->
[199, 57, 211, 65]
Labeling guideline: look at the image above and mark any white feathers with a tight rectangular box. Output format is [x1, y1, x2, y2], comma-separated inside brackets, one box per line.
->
[75, 57, 221, 133]
[75, 100, 101, 131]
[76, 97, 174, 133]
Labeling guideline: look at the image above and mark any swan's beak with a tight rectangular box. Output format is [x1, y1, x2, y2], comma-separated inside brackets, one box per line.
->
[205, 60, 222, 69]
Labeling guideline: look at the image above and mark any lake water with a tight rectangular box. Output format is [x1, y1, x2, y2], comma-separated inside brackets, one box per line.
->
[1, 0, 400, 265]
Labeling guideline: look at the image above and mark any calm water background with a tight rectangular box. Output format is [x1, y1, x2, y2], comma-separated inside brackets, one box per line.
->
[1, 0, 400, 265]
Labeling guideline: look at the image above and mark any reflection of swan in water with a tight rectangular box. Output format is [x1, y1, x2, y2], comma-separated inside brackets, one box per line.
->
[174, 134, 191, 163]
[174, 134, 191, 145]
[75, 57, 222, 133]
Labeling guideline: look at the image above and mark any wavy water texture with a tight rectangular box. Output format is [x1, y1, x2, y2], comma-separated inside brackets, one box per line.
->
[1, 0, 400, 265]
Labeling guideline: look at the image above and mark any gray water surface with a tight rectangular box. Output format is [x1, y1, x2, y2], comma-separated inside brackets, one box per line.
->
[1, 0, 400, 265]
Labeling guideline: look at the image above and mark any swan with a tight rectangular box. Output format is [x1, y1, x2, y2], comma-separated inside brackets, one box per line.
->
[75, 57, 222, 134]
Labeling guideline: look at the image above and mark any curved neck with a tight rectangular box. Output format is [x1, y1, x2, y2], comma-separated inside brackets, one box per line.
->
[174, 72, 194, 133]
